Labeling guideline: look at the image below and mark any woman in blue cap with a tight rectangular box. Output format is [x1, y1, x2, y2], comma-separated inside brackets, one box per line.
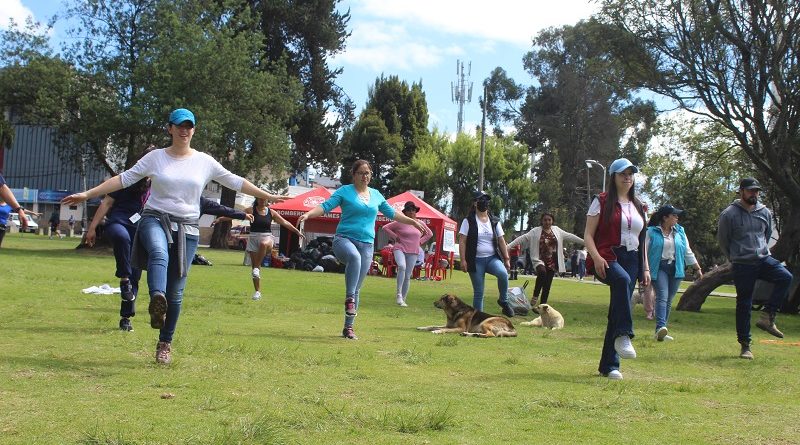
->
[583, 158, 650, 380]
[64, 108, 288, 364]
[646, 205, 703, 342]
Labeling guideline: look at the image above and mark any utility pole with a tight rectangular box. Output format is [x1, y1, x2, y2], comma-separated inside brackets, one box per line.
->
[479, 84, 487, 191]
[451, 60, 473, 134]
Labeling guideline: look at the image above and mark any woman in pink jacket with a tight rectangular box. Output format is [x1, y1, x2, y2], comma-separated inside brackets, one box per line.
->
[382, 201, 433, 306]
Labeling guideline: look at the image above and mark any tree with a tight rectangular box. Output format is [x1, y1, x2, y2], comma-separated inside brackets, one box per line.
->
[485, 20, 657, 235]
[600, 0, 800, 312]
[247, 0, 353, 174]
[340, 75, 431, 195]
[392, 129, 451, 205]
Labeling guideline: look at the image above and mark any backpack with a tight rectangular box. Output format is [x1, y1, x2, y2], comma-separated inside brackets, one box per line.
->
[507, 280, 532, 316]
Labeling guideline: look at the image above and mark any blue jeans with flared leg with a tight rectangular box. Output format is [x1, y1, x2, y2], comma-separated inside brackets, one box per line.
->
[467, 254, 509, 311]
[332, 235, 374, 327]
[598, 247, 638, 375]
[653, 260, 682, 332]
[137, 216, 199, 343]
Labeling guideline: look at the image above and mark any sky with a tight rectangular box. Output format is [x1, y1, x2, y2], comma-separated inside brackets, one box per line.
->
[5, 0, 602, 135]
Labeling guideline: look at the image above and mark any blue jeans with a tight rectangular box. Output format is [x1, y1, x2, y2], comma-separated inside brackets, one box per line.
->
[653, 260, 682, 331]
[732, 256, 793, 344]
[598, 248, 638, 374]
[393, 250, 418, 299]
[468, 255, 509, 311]
[105, 221, 141, 318]
[332, 235, 374, 327]
[137, 216, 199, 343]
[578, 259, 586, 278]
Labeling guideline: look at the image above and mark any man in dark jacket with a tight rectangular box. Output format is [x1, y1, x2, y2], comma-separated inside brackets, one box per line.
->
[717, 178, 793, 360]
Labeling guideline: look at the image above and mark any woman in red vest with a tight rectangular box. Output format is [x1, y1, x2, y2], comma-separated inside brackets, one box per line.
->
[584, 158, 651, 380]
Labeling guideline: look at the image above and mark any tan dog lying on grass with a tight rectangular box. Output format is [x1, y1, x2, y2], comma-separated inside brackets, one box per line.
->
[416, 294, 517, 337]
[519, 304, 564, 329]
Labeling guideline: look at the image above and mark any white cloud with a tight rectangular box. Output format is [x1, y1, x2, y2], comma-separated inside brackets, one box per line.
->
[0, 0, 35, 30]
[334, 20, 463, 71]
[350, 0, 600, 47]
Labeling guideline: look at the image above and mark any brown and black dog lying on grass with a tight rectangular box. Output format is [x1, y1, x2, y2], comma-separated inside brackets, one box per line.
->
[416, 294, 517, 337]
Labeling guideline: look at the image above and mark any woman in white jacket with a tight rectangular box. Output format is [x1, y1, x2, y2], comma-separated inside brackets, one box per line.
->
[508, 213, 584, 307]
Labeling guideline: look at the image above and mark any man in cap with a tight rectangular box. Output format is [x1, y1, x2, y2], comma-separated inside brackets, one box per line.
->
[717, 178, 793, 359]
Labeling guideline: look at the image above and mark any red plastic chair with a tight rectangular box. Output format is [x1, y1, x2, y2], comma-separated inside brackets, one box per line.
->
[380, 248, 396, 277]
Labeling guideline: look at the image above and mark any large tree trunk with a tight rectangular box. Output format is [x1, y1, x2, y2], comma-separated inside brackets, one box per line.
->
[776, 208, 800, 313]
[677, 263, 733, 312]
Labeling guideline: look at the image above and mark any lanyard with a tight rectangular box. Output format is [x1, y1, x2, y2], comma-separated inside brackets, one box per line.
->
[621, 202, 632, 230]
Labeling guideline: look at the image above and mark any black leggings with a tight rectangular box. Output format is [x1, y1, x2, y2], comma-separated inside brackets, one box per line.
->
[533, 266, 556, 304]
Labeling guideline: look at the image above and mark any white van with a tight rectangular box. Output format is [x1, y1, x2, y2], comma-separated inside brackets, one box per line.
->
[9, 213, 39, 233]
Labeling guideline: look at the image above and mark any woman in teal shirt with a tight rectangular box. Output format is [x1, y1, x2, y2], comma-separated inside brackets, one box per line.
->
[298, 160, 425, 339]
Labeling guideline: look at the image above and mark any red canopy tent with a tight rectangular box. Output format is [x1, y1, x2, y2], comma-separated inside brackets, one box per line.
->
[270, 187, 340, 254]
[377, 191, 458, 279]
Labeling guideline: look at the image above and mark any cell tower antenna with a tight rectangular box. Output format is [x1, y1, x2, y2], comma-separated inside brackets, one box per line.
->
[451, 59, 473, 134]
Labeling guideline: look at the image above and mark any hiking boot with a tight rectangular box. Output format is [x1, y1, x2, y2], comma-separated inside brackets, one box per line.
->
[342, 326, 358, 340]
[149, 292, 168, 329]
[614, 335, 637, 359]
[497, 299, 515, 318]
[344, 296, 356, 316]
[155, 341, 172, 364]
[755, 311, 784, 338]
[120, 280, 135, 302]
[119, 317, 133, 332]
[739, 342, 753, 360]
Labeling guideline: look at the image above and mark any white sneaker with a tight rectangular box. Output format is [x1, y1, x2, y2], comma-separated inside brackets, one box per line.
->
[396, 295, 407, 307]
[663, 335, 674, 341]
[251, 268, 260, 279]
[614, 335, 637, 359]
[252, 291, 261, 301]
[656, 326, 669, 341]
[606, 370, 623, 380]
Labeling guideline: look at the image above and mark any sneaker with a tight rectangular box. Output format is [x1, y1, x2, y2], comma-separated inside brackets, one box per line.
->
[342, 326, 358, 340]
[755, 311, 784, 338]
[251, 268, 260, 279]
[655, 326, 669, 341]
[119, 317, 133, 332]
[662, 335, 674, 341]
[149, 292, 168, 329]
[155, 341, 172, 364]
[396, 295, 407, 307]
[606, 370, 623, 380]
[252, 291, 262, 301]
[645, 312, 654, 320]
[497, 299, 515, 318]
[739, 342, 754, 360]
[530, 297, 540, 314]
[120, 280, 135, 302]
[344, 297, 356, 316]
[614, 335, 637, 359]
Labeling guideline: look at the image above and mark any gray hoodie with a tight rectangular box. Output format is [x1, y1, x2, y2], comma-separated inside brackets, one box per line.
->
[717, 200, 772, 264]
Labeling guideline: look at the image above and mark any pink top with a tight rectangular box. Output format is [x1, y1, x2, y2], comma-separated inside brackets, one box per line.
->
[382, 221, 433, 254]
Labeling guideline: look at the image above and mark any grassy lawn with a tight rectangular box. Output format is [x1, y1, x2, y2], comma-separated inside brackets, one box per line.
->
[1, 235, 799, 444]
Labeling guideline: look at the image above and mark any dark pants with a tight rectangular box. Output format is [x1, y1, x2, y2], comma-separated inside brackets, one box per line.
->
[732, 256, 793, 344]
[598, 248, 638, 374]
[0, 225, 6, 248]
[105, 221, 141, 318]
[533, 266, 556, 304]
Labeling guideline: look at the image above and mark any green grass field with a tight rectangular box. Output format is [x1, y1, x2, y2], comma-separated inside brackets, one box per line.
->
[1, 235, 799, 444]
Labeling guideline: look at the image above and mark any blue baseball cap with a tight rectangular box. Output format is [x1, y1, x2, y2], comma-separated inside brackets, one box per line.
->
[608, 158, 639, 176]
[169, 108, 195, 127]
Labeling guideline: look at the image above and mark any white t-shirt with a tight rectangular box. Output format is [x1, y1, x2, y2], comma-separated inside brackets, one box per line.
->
[587, 198, 644, 251]
[577, 248, 587, 261]
[459, 217, 505, 258]
[120, 149, 244, 228]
